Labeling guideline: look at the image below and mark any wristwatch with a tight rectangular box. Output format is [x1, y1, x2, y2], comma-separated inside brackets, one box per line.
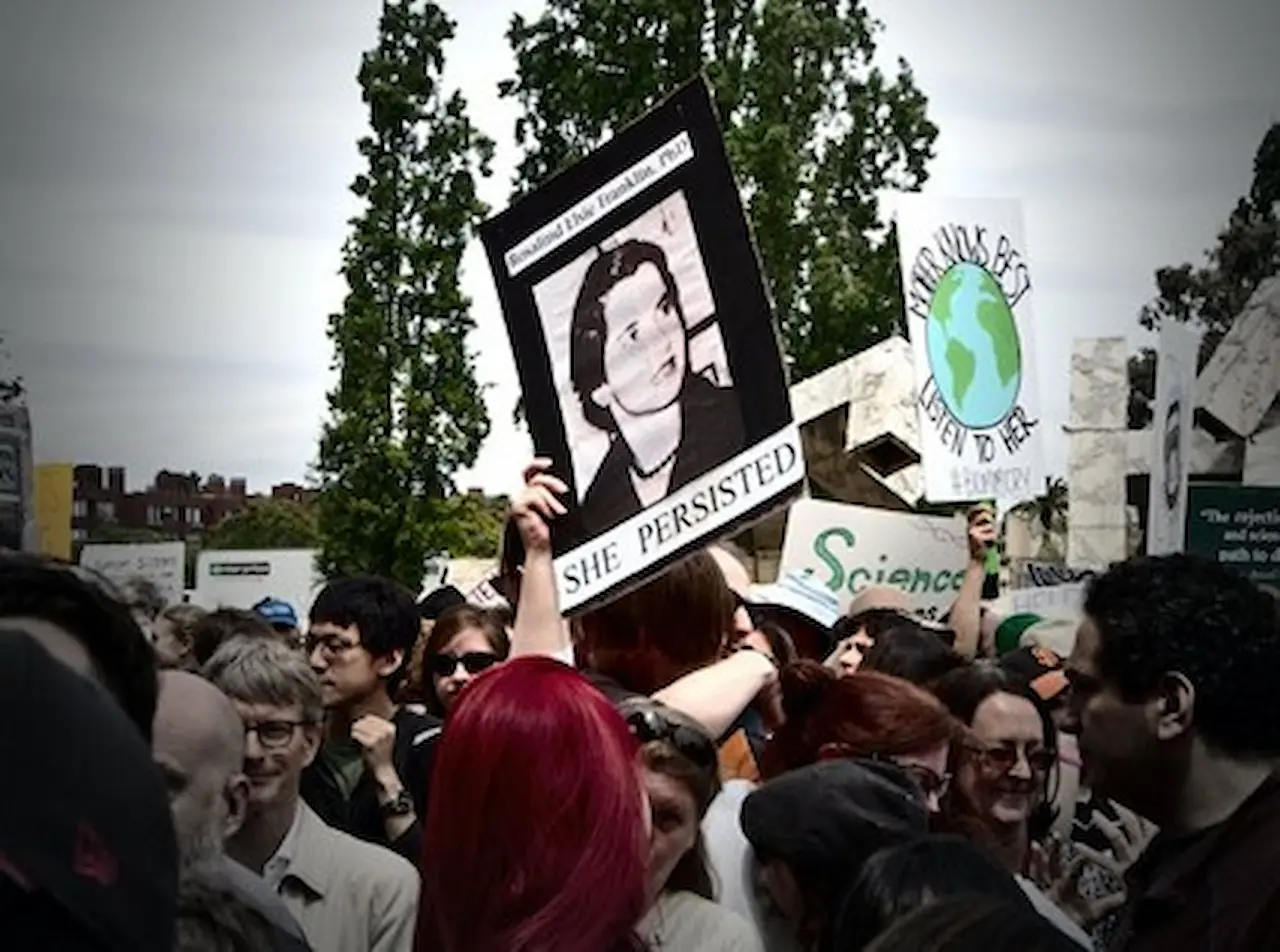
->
[380, 789, 414, 819]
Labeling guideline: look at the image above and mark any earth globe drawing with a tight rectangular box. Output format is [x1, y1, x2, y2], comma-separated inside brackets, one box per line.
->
[923, 262, 1023, 430]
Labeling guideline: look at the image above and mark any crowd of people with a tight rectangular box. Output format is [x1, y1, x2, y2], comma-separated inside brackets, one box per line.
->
[4, 459, 1280, 952]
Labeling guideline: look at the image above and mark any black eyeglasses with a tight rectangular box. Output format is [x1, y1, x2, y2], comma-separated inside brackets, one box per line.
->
[244, 720, 310, 750]
[967, 741, 1056, 775]
[428, 651, 499, 678]
[625, 707, 717, 769]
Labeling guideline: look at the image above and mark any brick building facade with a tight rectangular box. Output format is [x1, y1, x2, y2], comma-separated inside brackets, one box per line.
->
[72, 466, 315, 543]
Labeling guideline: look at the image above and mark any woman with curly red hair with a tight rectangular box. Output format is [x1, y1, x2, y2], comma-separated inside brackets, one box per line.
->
[417, 656, 650, 952]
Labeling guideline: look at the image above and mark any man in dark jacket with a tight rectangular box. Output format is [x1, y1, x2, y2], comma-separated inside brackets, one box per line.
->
[1062, 554, 1280, 951]
[301, 576, 440, 865]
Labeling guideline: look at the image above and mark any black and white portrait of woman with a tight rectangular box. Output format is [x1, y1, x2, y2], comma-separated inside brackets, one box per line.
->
[532, 192, 746, 535]
[1162, 396, 1183, 513]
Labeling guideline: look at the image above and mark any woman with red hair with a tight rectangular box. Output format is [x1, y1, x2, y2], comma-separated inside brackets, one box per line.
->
[417, 656, 649, 952]
[704, 661, 961, 951]
[761, 661, 960, 810]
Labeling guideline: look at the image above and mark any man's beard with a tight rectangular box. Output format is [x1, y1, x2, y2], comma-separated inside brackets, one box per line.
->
[177, 814, 227, 876]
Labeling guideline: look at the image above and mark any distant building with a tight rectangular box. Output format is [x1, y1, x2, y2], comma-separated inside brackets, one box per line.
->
[71, 465, 312, 544]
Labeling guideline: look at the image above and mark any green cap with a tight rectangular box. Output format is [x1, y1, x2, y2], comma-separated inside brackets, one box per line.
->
[994, 612, 1043, 656]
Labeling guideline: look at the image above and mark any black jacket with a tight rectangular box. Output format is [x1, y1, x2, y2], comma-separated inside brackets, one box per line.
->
[300, 706, 441, 866]
[581, 373, 746, 536]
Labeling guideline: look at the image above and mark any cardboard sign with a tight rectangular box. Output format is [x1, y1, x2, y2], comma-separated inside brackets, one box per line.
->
[1019, 561, 1096, 588]
[34, 463, 74, 560]
[778, 499, 968, 621]
[1006, 582, 1086, 622]
[481, 79, 802, 614]
[1147, 322, 1200, 555]
[193, 548, 322, 618]
[896, 198, 1046, 506]
[1186, 484, 1280, 591]
[80, 541, 185, 605]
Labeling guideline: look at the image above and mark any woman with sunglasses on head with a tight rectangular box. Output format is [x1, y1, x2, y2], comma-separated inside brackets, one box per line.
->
[932, 662, 1091, 948]
[620, 698, 764, 952]
[420, 605, 510, 715]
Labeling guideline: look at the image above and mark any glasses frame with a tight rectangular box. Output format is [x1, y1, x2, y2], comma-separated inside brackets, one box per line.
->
[966, 740, 1056, 776]
[244, 719, 312, 750]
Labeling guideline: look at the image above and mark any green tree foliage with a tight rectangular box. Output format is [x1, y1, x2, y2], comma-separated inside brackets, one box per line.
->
[203, 499, 319, 551]
[432, 492, 510, 559]
[499, 0, 936, 380]
[1129, 123, 1280, 428]
[315, 0, 493, 589]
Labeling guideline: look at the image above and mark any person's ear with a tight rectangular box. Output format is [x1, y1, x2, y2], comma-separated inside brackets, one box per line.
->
[1153, 671, 1195, 741]
[300, 723, 323, 770]
[375, 648, 405, 681]
[223, 774, 251, 839]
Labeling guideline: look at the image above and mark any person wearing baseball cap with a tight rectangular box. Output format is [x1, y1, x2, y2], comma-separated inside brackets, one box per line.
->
[254, 597, 301, 638]
[0, 628, 178, 951]
[746, 570, 841, 660]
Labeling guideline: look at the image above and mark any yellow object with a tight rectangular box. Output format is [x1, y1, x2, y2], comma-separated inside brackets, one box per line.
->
[34, 463, 74, 560]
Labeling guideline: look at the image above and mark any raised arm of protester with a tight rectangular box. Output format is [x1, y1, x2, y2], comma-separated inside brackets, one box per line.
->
[651, 649, 778, 742]
[948, 505, 997, 660]
[509, 458, 573, 661]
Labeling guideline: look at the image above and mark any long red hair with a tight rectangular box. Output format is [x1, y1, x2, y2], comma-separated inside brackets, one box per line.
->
[761, 660, 961, 780]
[417, 656, 648, 952]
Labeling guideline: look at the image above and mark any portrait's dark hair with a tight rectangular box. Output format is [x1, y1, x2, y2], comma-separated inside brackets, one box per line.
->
[309, 576, 421, 687]
[849, 611, 965, 686]
[569, 239, 686, 433]
[863, 896, 1081, 952]
[932, 662, 1058, 843]
[0, 553, 158, 741]
[173, 873, 275, 952]
[419, 604, 512, 715]
[829, 835, 1030, 952]
[762, 661, 960, 780]
[190, 608, 277, 668]
[1084, 553, 1280, 757]
[580, 550, 735, 695]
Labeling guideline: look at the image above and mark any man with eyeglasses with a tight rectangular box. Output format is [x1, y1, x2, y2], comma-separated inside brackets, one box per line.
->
[204, 636, 418, 952]
[300, 576, 440, 864]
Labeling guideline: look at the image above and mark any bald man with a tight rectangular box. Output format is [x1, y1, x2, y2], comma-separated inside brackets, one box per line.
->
[153, 672, 312, 951]
[153, 671, 250, 867]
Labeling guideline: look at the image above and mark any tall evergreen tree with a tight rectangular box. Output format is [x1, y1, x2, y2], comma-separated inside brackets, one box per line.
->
[499, 0, 937, 381]
[316, 0, 492, 588]
[1129, 123, 1280, 428]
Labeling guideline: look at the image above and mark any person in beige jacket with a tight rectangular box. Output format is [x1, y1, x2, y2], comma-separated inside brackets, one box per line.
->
[204, 635, 419, 952]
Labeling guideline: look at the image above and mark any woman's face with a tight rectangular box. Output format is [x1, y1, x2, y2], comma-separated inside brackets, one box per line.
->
[957, 691, 1050, 827]
[828, 627, 875, 677]
[642, 766, 699, 903]
[431, 627, 499, 712]
[889, 742, 951, 814]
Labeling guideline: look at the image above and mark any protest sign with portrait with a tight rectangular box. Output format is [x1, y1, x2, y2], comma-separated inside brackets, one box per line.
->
[481, 79, 802, 613]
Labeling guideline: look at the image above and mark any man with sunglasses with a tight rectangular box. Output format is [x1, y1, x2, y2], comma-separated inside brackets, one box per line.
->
[301, 576, 441, 864]
[204, 636, 419, 952]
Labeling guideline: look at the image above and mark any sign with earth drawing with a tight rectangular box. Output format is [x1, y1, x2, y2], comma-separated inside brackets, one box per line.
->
[895, 197, 1046, 506]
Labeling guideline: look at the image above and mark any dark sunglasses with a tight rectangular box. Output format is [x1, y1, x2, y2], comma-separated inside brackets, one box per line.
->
[869, 754, 951, 801]
[626, 707, 717, 769]
[428, 651, 499, 678]
[969, 742, 1056, 775]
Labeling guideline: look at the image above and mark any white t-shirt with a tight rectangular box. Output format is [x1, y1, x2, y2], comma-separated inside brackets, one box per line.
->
[638, 890, 763, 952]
[701, 781, 801, 952]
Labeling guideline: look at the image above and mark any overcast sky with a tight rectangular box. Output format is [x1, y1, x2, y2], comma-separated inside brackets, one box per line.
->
[2, 0, 1277, 495]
